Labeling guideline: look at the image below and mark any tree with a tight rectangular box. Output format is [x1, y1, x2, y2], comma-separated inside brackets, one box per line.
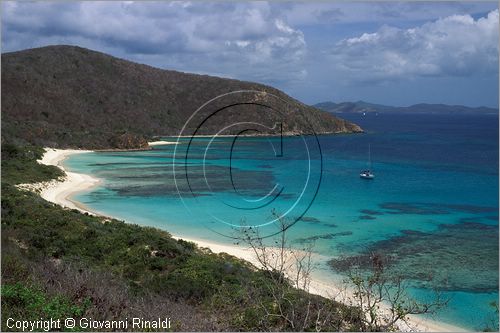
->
[344, 253, 449, 331]
[236, 210, 448, 331]
[237, 210, 315, 291]
[235, 210, 357, 331]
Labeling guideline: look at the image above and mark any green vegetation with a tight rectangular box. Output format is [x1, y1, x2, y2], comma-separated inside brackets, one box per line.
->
[2, 45, 362, 149]
[1, 144, 363, 331]
[2, 283, 90, 331]
[1, 144, 63, 185]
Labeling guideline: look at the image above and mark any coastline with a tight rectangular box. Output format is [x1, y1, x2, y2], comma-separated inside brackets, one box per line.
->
[27, 146, 468, 333]
[148, 140, 178, 146]
[21, 148, 101, 215]
[154, 130, 363, 140]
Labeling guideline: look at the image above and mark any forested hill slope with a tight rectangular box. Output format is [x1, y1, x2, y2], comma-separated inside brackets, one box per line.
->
[1, 45, 362, 149]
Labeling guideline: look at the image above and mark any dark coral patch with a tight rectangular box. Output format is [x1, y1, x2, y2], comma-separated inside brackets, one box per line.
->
[329, 222, 499, 293]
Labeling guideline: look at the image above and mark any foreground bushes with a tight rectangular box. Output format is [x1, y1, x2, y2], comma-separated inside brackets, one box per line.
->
[1, 145, 362, 331]
[2, 282, 90, 329]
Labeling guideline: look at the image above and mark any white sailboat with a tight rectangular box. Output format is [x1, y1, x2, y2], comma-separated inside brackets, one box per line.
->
[360, 144, 375, 179]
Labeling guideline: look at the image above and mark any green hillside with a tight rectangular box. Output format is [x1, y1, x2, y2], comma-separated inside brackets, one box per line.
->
[2, 45, 362, 149]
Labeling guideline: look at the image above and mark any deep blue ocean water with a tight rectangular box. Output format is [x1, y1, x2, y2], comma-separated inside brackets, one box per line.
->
[65, 113, 499, 330]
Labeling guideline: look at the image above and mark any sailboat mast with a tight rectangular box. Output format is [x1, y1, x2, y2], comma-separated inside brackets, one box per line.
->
[368, 144, 371, 169]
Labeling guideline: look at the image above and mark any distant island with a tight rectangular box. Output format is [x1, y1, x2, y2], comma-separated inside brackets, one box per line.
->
[1, 45, 362, 150]
[2, 44, 494, 333]
[314, 101, 498, 115]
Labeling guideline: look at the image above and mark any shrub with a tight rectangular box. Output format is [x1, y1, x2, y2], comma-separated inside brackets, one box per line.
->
[1, 282, 90, 331]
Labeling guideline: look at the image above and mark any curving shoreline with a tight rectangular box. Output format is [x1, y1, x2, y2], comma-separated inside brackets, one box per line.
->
[37, 149, 101, 215]
[30, 147, 467, 333]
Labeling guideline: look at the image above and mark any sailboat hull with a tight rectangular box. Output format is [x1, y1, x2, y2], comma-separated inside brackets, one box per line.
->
[360, 144, 375, 179]
[360, 173, 375, 179]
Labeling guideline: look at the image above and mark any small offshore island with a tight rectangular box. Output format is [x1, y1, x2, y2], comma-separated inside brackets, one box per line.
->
[2, 45, 497, 333]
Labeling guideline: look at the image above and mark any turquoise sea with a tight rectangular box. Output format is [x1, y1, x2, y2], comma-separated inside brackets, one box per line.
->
[65, 113, 498, 330]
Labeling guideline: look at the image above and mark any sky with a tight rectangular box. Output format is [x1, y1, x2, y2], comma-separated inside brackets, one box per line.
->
[1, 1, 499, 108]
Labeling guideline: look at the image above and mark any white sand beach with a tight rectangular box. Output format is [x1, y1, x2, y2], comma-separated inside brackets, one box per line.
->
[174, 234, 363, 308]
[175, 235, 467, 333]
[20, 148, 101, 215]
[23, 148, 467, 333]
[148, 140, 178, 146]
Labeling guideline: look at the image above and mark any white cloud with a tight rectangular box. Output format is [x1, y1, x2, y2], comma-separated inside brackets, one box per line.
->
[281, 2, 498, 25]
[331, 10, 499, 81]
[1, 2, 498, 106]
[1, 1, 308, 84]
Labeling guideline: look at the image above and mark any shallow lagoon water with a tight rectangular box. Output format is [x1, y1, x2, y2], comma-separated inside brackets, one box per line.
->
[66, 113, 499, 330]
